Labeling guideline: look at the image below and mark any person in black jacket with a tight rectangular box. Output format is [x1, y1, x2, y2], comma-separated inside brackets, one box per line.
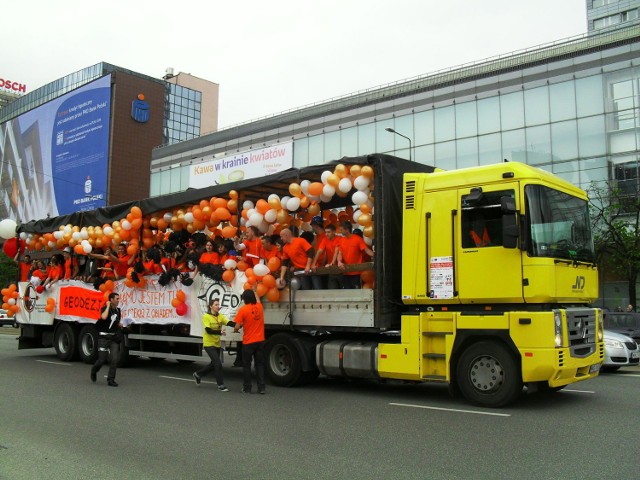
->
[90, 293, 123, 387]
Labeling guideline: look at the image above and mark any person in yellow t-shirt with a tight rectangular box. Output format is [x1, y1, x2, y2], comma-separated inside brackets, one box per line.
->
[192, 299, 236, 392]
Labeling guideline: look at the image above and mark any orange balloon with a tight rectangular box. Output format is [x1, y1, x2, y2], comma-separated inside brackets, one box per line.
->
[171, 298, 182, 308]
[213, 197, 228, 210]
[256, 283, 268, 297]
[266, 287, 280, 302]
[308, 203, 320, 216]
[131, 206, 143, 218]
[236, 261, 249, 272]
[45, 304, 54, 313]
[222, 226, 237, 238]
[10, 304, 20, 313]
[227, 199, 238, 213]
[74, 244, 84, 255]
[243, 282, 252, 291]
[308, 182, 324, 196]
[256, 199, 270, 215]
[229, 190, 238, 200]
[289, 183, 302, 197]
[300, 196, 310, 209]
[245, 268, 254, 279]
[349, 165, 362, 178]
[215, 207, 231, 221]
[127, 244, 138, 256]
[176, 289, 186, 302]
[267, 256, 282, 272]
[104, 280, 115, 292]
[359, 204, 371, 214]
[361, 165, 374, 178]
[262, 274, 276, 289]
[222, 269, 235, 283]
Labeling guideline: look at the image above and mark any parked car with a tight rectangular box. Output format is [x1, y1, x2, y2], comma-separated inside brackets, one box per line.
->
[602, 329, 640, 371]
[603, 312, 640, 343]
[0, 308, 15, 327]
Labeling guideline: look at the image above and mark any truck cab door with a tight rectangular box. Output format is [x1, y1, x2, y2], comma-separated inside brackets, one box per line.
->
[455, 184, 524, 304]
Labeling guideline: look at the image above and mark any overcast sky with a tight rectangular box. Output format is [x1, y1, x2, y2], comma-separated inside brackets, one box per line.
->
[4, 0, 588, 130]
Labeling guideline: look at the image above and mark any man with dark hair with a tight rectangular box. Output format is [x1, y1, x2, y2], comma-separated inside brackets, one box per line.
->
[337, 221, 374, 289]
[90, 293, 123, 387]
[232, 288, 266, 394]
[313, 224, 343, 289]
[279, 228, 315, 290]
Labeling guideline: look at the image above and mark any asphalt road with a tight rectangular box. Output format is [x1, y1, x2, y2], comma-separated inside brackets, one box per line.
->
[0, 331, 638, 480]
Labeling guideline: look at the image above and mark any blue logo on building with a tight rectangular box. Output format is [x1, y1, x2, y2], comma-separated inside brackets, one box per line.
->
[131, 93, 150, 123]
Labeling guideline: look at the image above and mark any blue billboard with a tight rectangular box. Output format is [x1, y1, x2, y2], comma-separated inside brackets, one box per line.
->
[0, 75, 111, 222]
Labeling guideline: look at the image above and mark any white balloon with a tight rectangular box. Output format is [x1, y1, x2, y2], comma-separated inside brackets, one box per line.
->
[280, 196, 291, 210]
[322, 184, 336, 197]
[353, 210, 363, 223]
[253, 263, 270, 277]
[249, 212, 264, 225]
[72, 232, 82, 241]
[121, 220, 132, 231]
[321, 170, 333, 184]
[184, 212, 194, 223]
[83, 243, 93, 253]
[268, 194, 280, 202]
[300, 180, 311, 195]
[264, 209, 278, 223]
[243, 200, 255, 210]
[7, 298, 16, 305]
[0, 219, 17, 239]
[63, 225, 72, 235]
[287, 197, 301, 211]
[258, 220, 270, 233]
[352, 191, 368, 206]
[80, 229, 89, 239]
[338, 178, 352, 193]
[267, 225, 275, 235]
[307, 195, 321, 203]
[353, 175, 370, 190]
[319, 194, 332, 203]
[163, 213, 172, 222]
[224, 259, 237, 270]
[53, 231, 64, 239]
[47, 241, 56, 249]
[103, 226, 113, 236]
[364, 236, 373, 246]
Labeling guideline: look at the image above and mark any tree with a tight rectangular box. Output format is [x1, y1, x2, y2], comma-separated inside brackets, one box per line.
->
[0, 252, 18, 289]
[588, 182, 640, 310]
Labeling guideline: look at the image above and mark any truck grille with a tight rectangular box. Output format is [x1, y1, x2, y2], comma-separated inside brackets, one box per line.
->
[566, 309, 597, 358]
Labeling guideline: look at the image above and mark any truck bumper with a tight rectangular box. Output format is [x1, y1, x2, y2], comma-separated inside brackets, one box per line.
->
[520, 343, 604, 387]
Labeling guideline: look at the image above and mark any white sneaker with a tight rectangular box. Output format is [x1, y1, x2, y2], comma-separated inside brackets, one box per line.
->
[218, 385, 229, 392]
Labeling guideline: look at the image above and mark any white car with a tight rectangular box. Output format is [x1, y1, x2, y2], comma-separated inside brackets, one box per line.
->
[603, 330, 640, 371]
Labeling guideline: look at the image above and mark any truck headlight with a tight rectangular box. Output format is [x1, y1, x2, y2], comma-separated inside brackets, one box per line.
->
[554, 311, 563, 347]
[597, 314, 603, 342]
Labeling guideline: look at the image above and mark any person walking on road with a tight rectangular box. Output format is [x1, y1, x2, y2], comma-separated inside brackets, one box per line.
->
[233, 288, 266, 394]
[193, 298, 235, 392]
[90, 293, 123, 387]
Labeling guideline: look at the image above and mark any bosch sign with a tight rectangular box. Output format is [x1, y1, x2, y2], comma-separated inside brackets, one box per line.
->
[0, 78, 27, 93]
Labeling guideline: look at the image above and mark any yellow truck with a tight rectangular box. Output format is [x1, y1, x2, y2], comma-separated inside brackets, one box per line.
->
[15, 154, 603, 407]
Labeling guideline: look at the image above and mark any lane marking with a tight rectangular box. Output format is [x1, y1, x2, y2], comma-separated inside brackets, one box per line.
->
[160, 375, 217, 385]
[389, 402, 511, 417]
[562, 389, 595, 394]
[35, 360, 71, 366]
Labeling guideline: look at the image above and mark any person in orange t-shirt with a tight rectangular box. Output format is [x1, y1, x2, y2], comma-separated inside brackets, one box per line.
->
[14, 253, 32, 282]
[259, 235, 280, 262]
[312, 224, 343, 289]
[232, 288, 265, 394]
[62, 248, 78, 280]
[337, 222, 374, 289]
[110, 243, 134, 279]
[278, 228, 315, 290]
[42, 254, 64, 291]
[236, 226, 261, 267]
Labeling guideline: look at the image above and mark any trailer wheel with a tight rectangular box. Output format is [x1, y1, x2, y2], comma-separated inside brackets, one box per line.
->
[78, 325, 99, 364]
[54, 323, 78, 362]
[456, 341, 522, 408]
[265, 334, 303, 387]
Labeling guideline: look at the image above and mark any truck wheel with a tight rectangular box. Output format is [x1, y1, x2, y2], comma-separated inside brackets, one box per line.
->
[456, 341, 522, 408]
[265, 334, 302, 387]
[78, 325, 99, 364]
[53, 323, 78, 362]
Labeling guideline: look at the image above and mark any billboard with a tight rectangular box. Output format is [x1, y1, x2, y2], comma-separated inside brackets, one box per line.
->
[0, 75, 111, 222]
[189, 141, 293, 189]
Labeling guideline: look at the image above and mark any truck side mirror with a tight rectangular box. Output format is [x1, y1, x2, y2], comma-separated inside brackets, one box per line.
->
[501, 197, 518, 249]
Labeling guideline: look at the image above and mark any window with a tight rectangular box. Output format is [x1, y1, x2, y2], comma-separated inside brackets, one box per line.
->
[461, 189, 513, 248]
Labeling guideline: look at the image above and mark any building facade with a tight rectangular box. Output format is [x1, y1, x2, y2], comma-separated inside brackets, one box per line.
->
[587, 0, 640, 31]
[150, 22, 640, 308]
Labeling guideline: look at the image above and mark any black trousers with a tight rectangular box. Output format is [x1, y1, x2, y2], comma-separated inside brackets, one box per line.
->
[242, 341, 265, 392]
[196, 346, 225, 385]
[91, 335, 120, 381]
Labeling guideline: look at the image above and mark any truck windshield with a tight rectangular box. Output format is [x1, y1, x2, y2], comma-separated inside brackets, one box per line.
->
[525, 185, 595, 263]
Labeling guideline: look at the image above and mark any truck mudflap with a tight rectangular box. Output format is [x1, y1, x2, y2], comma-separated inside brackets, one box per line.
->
[520, 343, 605, 387]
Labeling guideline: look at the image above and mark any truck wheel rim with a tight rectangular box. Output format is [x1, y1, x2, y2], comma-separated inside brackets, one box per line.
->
[469, 355, 504, 393]
[270, 345, 291, 376]
[58, 333, 70, 354]
[81, 335, 95, 357]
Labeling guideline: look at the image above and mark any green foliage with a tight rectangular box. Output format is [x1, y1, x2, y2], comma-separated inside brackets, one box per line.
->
[0, 252, 18, 289]
[588, 182, 640, 307]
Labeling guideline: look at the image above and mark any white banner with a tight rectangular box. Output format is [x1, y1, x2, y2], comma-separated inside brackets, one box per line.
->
[189, 142, 293, 189]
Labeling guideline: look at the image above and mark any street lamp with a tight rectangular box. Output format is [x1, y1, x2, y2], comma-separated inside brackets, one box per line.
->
[385, 128, 412, 161]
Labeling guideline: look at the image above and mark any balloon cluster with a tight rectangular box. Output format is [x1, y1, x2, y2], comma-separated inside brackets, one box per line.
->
[44, 297, 56, 313]
[1, 284, 20, 317]
[171, 289, 188, 316]
[97, 279, 116, 300]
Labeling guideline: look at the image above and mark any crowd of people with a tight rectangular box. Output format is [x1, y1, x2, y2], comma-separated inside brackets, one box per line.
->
[14, 218, 375, 291]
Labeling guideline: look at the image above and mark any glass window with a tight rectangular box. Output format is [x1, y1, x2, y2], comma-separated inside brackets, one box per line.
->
[524, 86, 550, 126]
[150, 173, 160, 197]
[551, 120, 579, 160]
[341, 126, 358, 158]
[435, 140, 456, 169]
[324, 130, 341, 161]
[159, 170, 171, 196]
[180, 165, 189, 191]
[376, 119, 395, 153]
[414, 109, 434, 146]
[478, 133, 502, 165]
[578, 116, 606, 157]
[610, 130, 637, 153]
[576, 76, 604, 117]
[525, 125, 552, 165]
[308, 134, 324, 166]
[611, 80, 636, 129]
[477, 96, 501, 134]
[500, 91, 525, 130]
[502, 129, 526, 162]
[549, 81, 577, 122]
[358, 122, 376, 155]
[294, 137, 309, 168]
[552, 160, 580, 186]
[415, 144, 435, 166]
[456, 137, 478, 169]
[580, 157, 607, 187]
[435, 105, 456, 142]
[455, 101, 477, 138]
